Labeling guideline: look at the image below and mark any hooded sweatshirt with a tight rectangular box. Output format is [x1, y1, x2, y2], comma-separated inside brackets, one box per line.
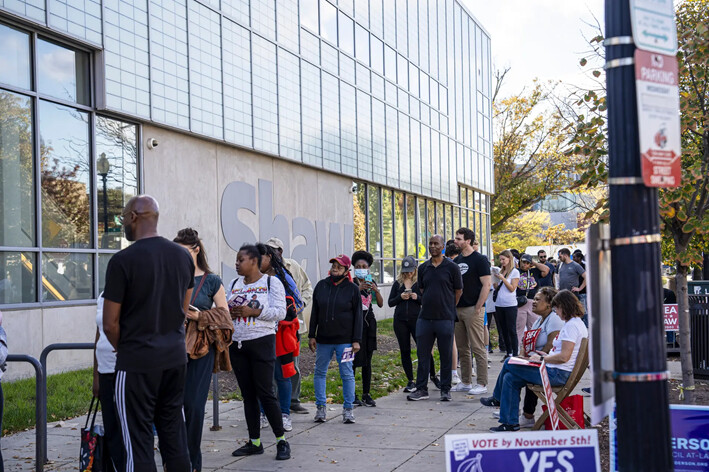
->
[309, 277, 363, 345]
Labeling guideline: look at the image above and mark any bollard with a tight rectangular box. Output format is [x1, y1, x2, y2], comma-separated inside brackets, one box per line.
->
[6, 354, 45, 472]
[210, 373, 221, 431]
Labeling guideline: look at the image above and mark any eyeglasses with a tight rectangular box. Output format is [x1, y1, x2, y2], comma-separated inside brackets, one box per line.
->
[539, 255, 547, 259]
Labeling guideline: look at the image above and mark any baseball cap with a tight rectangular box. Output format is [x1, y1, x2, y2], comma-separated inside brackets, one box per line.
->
[329, 254, 351, 268]
[520, 254, 533, 264]
[400, 256, 417, 273]
[572, 249, 583, 256]
[266, 237, 284, 251]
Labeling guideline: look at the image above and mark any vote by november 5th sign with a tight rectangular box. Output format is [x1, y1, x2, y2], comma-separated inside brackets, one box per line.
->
[445, 430, 600, 472]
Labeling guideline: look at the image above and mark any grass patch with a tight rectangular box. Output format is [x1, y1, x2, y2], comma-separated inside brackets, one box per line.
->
[3, 368, 93, 434]
[376, 317, 396, 337]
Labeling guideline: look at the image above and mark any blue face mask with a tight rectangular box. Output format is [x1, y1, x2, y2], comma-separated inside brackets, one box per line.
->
[354, 268, 369, 279]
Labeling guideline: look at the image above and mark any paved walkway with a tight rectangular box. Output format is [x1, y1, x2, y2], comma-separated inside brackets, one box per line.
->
[4, 352, 683, 471]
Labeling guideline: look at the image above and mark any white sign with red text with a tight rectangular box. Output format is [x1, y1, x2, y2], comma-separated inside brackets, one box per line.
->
[664, 304, 679, 332]
[635, 50, 682, 188]
[540, 361, 559, 431]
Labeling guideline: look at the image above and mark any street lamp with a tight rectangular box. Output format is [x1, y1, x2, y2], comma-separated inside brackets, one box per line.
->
[97, 153, 110, 237]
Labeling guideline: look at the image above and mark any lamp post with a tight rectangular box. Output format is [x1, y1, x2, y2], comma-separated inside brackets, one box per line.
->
[97, 153, 110, 238]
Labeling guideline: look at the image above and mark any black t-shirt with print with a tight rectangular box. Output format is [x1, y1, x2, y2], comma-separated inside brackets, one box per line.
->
[103, 236, 195, 372]
[454, 251, 491, 307]
[516, 267, 543, 300]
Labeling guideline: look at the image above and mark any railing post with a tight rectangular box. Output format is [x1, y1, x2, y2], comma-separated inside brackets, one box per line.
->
[210, 373, 221, 431]
[6, 354, 45, 472]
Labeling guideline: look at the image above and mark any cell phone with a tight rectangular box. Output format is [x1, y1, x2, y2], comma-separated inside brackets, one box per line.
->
[188, 304, 200, 312]
[404, 288, 412, 293]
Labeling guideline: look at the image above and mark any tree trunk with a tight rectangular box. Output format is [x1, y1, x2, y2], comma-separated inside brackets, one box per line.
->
[676, 264, 695, 404]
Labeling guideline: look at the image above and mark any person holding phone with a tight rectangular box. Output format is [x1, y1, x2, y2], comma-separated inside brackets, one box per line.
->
[351, 251, 383, 407]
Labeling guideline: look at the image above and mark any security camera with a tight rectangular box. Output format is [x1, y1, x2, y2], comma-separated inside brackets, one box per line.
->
[147, 138, 159, 149]
[349, 183, 357, 194]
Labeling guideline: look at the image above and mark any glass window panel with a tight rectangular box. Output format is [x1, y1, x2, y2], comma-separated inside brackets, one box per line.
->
[0, 252, 36, 304]
[367, 185, 380, 257]
[302, 61, 323, 166]
[382, 0, 395, 45]
[301, 27, 321, 65]
[416, 197, 426, 260]
[396, 0, 407, 56]
[385, 105, 398, 187]
[356, 89, 372, 175]
[480, 213, 488, 256]
[459, 186, 466, 206]
[427, 199, 435, 240]
[300, 0, 319, 32]
[353, 182, 367, 250]
[338, 11, 354, 55]
[37, 38, 90, 105]
[95, 117, 138, 250]
[370, 35, 383, 75]
[278, 49, 302, 161]
[371, 259, 382, 284]
[468, 189, 475, 210]
[0, 91, 35, 247]
[355, 63, 370, 91]
[277, 0, 300, 49]
[383, 259, 394, 284]
[406, 194, 416, 256]
[223, 19, 253, 147]
[320, 0, 338, 44]
[395, 191, 405, 259]
[397, 54, 408, 89]
[251, 0, 276, 41]
[42, 252, 92, 301]
[252, 36, 279, 155]
[409, 62, 419, 96]
[355, 0, 369, 28]
[0, 23, 31, 90]
[437, 201, 444, 236]
[372, 98, 386, 183]
[355, 23, 369, 65]
[453, 206, 460, 236]
[39, 100, 91, 248]
[468, 210, 475, 233]
[384, 45, 396, 81]
[445, 205, 453, 241]
[321, 72, 340, 170]
[382, 189, 393, 258]
[98, 252, 114, 294]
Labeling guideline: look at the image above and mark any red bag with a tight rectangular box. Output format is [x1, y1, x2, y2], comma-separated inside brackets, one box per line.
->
[542, 394, 584, 430]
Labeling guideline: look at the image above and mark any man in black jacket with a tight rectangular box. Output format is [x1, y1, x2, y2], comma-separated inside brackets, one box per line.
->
[407, 235, 463, 402]
[308, 255, 363, 424]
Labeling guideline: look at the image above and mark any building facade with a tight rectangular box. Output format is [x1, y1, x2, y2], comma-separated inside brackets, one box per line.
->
[0, 0, 492, 378]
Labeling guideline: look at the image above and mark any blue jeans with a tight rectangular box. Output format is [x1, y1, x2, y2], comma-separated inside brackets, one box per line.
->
[274, 358, 292, 415]
[314, 343, 355, 409]
[492, 359, 570, 425]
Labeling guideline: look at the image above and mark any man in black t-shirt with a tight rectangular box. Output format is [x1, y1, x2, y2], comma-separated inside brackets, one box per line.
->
[450, 228, 491, 395]
[407, 235, 463, 402]
[103, 195, 194, 472]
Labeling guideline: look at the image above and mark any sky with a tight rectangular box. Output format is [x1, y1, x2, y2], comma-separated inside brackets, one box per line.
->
[463, 0, 605, 96]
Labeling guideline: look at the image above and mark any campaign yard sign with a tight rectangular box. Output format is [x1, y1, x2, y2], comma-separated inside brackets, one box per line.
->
[445, 430, 600, 472]
[665, 304, 679, 332]
[671, 405, 709, 472]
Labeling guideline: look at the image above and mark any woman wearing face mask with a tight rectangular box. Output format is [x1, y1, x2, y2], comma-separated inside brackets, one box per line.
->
[351, 251, 383, 407]
[308, 255, 363, 424]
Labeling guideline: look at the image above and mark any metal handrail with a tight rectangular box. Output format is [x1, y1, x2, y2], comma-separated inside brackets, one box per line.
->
[39, 343, 95, 463]
[6, 354, 45, 472]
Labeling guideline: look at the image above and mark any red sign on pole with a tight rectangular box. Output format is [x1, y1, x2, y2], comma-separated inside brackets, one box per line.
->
[664, 304, 679, 332]
[635, 50, 682, 188]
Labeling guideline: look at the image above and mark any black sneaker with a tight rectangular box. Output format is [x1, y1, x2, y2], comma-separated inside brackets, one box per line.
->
[403, 381, 416, 393]
[362, 393, 376, 407]
[440, 390, 451, 402]
[480, 396, 501, 407]
[276, 439, 291, 460]
[431, 376, 441, 390]
[232, 441, 264, 457]
[353, 395, 364, 407]
[490, 424, 520, 432]
[407, 389, 429, 401]
[290, 403, 309, 415]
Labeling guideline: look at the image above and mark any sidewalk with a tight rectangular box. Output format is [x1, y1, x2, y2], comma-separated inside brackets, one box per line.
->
[2, 350, 630, 471]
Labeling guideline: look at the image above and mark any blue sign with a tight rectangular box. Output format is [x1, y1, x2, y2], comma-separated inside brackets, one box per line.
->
[445, 430, 600, 472]
[671, 405, 709, 471]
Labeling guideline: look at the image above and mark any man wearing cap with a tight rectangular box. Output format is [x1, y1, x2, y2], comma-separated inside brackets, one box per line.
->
[516, 254, 550, 346]
[265, 237, 314, 414]
[407, 235, 463, 402]
[450, 228, 491, 396]
[308, 254, 362, 424]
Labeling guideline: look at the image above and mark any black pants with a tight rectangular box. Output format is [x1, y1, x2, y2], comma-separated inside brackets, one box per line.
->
[415, 319, 455, 392]
[523, 386, 538, 416]
[114, 366, 190, 472]
[393, 316, 436, 382]
[98, 373, 124, 472]
[184, 347, 215, 471]
[353, 350, 374, 394]
[229, 335, 284, 440]
[492, 310, 507, 352]
[496, 306, 518, 356]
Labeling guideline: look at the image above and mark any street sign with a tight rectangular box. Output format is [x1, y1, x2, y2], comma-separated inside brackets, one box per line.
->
[630, 0, 678, 55]
[635, 50, 682, 188]
[664, 304, 679, 331]
[689, 281, 709, 296]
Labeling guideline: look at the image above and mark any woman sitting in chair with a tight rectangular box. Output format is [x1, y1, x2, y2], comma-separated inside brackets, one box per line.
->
[480, 290, 588, 432]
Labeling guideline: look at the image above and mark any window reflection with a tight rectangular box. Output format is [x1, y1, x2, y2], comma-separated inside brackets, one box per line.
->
[0, 23, 31, 90]
[300, 0, 319, 32]
[320, 0, 337, 45]
[42, 252, 92, 301]
[353, 182, 367, 250]
[382, 189, 393, 259]
[355, 23, 369, 65]
[367, 185, 380, 257]
[416, 198, 426, 260]
[370, 35, 383, 74]
[0, 91, 35, 247]
[338, 11, 354, 55]
[0, 252, 35, 304]
[394, 192, 405, 259]
[96, 117, 138, 250]
[406, 194, 416, 256]
[39, 100, 91, 248]
[37, 38, 90, 105]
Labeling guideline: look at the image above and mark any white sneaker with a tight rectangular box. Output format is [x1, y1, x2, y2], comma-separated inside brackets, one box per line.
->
[282, 414, 293, 432]
[451, 371, 461, 385]
[468, 384, 488, 395]
[519, 415, 535, 429]
[492, 410, 500, 418]
[260, 413, 268, 429]
[451, 382, 473, 392]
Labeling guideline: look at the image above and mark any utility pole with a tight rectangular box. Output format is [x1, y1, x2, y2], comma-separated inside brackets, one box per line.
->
[605, 1, 674, 470]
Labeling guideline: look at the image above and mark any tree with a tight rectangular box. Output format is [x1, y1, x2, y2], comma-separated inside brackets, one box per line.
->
[544, 223, 586, 246]
[569, 0, 709, 403]
[492, 211, 549, 255]
[491, 73, 582, 233]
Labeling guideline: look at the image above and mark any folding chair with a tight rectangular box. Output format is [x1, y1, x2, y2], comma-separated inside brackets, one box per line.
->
[527, 337, 589, 430]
